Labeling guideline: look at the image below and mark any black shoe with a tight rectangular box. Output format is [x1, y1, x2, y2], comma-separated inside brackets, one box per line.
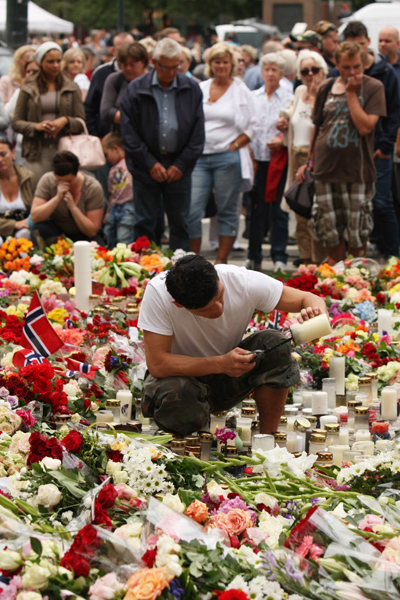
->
[287, 236, 297, 246]
[242, 227, 249, 239]
[292, 258, 303, 267]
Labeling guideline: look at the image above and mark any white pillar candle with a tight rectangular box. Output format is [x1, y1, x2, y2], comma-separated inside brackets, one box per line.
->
[322, 378, 336, 410]
[302, 391, 313, 409]
[296, 434, 304, 452]
[292, 391, 303, 405]
[97, 410, 113, 423]
[312, 391, 328, 415]
[355, 429, 371, 441]
[73, 241, 92, 312]
[338, 427, 349, 445]
[287, 416, 296, 432]
[117, 390, 133, 424]
[320, 414, 338, 428]
[286, 431, 297, 452]
[328, 444, 350, 467]
[329, 356, 345, 395]
[352, 440, 374, 456]
[381, 386, 398, 421]
[252, 434, 275, 452]
[378, 309, 393, 337]
[290, 313, 332, 345]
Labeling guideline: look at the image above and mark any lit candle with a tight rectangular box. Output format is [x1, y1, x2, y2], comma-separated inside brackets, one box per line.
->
[312, 391, 328, 415]
[381, 386, 398, 420]
[290, 313, 332, 345]
[73, 241, 92, 312]
[378, 309, 393, 337]
[117, 390, 133, 424]
[328, 444, 350, 467]
[329, 356, 345, 395]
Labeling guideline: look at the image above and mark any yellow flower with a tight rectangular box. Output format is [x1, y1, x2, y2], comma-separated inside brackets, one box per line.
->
[373, 333, 379, 342]
[47, 308, 68, 325]
[111, 440, 127, 451]
[5, 306, 15, 316]
[389, 283, 400, 295]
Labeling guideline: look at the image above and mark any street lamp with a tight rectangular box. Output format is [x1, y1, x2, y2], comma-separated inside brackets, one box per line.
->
[6, 0, 28, 49]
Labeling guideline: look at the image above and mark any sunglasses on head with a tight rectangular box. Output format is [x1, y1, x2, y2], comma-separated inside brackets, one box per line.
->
[300, 66, 321, 76]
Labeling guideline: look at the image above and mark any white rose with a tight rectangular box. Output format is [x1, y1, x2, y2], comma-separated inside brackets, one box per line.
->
[0, 549, 21, 570]
[63, 383, 79, 397]
[162, 493, 186, 513]
[16, 593, 43, 600]
[39, 457, 61, 471]
[21, 565, 50, 589]
[90, 402, 99, 413]
[37, 484, 62, 509]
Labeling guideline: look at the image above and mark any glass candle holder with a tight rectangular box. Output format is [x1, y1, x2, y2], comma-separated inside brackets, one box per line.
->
[354, 407, 369, 430]
[358, 377, 372, 406]
[348, 399, 363, 429]
[171, 440, 186, 456]
[236, 417, 252, 445]
[210, 411, 227, 434]
[365, 373, 378, 400]
[252, 434, 275, 452]
[309, 433, 326, 454]
[316, 451, 333, 466]
[273, 431, 287, 448]
[106, 398, 121, 422]
[328, 444, 350, 467]
[343, 449, 364, 464]
[286, 431, 297, 453]
[322, 378, 336, 410]
[325, 423, 340, 447]
[355, 428, 371, 441]
[278, 416, 287, 433]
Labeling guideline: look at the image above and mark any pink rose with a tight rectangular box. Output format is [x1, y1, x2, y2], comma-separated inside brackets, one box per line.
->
[16, 409, 36, 428]
[359, 514, 385, 531]
[224, 509, 253, 535]
[204, 513, 231, 535]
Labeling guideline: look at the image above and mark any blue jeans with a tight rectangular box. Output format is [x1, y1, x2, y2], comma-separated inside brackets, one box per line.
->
[248, 161, 288, 264]
[373, 156, 400, 257]
[104, 201, 135, 249]
[189, 150, 242, 239]
[133, 172, 191, 251]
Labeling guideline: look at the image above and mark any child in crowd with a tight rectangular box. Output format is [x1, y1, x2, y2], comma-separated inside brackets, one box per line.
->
[101, 132, 134, 249]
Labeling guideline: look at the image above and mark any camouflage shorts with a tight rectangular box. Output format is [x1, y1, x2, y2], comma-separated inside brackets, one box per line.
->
[141, 330, 299, 437]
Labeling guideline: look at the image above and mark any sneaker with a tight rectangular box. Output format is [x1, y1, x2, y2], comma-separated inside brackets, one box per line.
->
[244, 259, 253, 269]
[273, 261, 287, 273]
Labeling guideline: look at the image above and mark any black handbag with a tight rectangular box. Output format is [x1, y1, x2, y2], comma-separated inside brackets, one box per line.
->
[284, 78, 335, 220]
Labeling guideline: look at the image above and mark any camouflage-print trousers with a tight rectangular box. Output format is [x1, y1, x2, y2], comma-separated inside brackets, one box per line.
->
[141, 330, 299, 437]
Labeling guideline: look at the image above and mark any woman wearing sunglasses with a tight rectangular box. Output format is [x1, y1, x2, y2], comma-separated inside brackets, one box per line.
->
[279, 49, 328, 265]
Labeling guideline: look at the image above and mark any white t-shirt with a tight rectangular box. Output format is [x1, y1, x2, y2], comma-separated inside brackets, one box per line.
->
[202, 84, 240, 154]
[291, 95, 313, 148]
[138, 264, 283, 357]
[74, 73, 91, 91]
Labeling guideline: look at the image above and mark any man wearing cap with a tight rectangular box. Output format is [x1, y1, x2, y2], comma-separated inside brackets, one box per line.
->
[290, 30, 324, 55]
[312, 21, 339, 69]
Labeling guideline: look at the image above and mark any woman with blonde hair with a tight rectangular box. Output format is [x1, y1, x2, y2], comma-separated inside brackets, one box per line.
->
[188, 42, 258, 263]
[61, 48, 90, 101]
[0, 44, 35, 104]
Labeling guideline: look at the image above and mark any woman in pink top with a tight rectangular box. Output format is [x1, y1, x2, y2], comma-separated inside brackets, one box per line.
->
[0, 45, 34, 105]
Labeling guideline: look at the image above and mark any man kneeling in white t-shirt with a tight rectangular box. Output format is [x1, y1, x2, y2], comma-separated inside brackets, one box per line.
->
[138, 255, 327, 437]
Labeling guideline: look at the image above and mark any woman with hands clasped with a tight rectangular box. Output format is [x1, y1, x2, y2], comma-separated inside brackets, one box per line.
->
[30, 151, 105, 244]
[296, 42, 386, 265]
[277, 50, 328, 266]
[12, 42, 85, 181]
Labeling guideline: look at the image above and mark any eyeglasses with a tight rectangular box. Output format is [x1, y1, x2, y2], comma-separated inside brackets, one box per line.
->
[156, 60, 181, 72]
[300, 66, 321, 76]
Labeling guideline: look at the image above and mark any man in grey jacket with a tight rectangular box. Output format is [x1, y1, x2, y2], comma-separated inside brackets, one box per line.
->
[120, 38, 204, 251]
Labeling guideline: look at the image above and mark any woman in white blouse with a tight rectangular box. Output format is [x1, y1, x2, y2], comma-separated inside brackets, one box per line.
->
[278, 50, 328, 265]
[188, 42, 258, 263]
[61, 48, 91, 102]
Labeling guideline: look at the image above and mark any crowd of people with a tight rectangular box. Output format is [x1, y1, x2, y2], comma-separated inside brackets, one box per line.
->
[0, 20, 399, 270]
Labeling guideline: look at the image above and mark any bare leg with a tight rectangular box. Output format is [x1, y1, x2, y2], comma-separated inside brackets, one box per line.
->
[253, 385, 288, 434]
[216, 235, 235, 264]
[190, 238, 202, 254]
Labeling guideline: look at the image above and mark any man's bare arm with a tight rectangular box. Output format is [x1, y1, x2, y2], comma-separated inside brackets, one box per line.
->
[275, 286, 328, 323]
[143, 330, 256, 380]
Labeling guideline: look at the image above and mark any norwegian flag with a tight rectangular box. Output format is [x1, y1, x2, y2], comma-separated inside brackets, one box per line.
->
[12, 348, 48, 368]
[267, 310, 285, 331]
[20, 292, 64, 358]
[65, 358, 98, 380]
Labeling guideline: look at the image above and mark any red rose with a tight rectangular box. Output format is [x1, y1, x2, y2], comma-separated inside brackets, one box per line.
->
[132, 236, 150, 253]
[108, 450, 123, 462]
[60, 551, 90, 577]
[61, 431, 83, 454]
[97, 483, 117, 509]
[215, 591, 250, 600]
[93, 501, 112, 528]
[142, 548, 157, 568]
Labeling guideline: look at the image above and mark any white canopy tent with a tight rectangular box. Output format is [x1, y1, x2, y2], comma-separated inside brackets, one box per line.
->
[0, 0, 73, 34]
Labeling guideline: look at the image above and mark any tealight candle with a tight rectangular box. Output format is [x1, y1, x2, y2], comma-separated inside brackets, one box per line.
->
[312, 391, 328, 415]
[329, 356, 345, 395]
[378, 309, 393, 337]
[73, 241, 92, 312]
[381, 386, 398, 421]
[290, 313, 332, 345]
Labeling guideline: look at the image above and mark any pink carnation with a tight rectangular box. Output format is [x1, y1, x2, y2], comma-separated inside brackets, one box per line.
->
[359, 514, 385, 530]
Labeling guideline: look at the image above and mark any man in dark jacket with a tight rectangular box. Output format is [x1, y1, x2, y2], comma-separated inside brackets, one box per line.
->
[336, 21, 400, 258]
[84, 32, 134, 138]
[120, 38, 205, 251]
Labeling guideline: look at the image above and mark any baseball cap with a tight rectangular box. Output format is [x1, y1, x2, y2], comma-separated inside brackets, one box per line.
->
[290, 30, 323, 52]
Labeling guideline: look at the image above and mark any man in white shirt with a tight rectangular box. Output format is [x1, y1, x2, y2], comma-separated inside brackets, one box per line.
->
[138, 255, 327, 437]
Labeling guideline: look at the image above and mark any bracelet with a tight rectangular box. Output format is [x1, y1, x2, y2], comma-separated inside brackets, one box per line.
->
[233, 142, 240, 149]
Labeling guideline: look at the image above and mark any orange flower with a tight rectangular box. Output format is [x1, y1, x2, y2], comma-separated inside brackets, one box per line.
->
[125, 568, 172, 600]
[185, 500, 209, 523]
[317, 263, 336, 278]
[336, 340, 360, 354]
[140, 254, 165, 273]
[224, 509, 253, 535]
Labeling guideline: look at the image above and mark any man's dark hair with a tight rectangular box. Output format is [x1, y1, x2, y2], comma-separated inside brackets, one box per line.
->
[166, 255, 219, 309]
[343, 21, 369, 40]
[53, 151, 80, 176]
